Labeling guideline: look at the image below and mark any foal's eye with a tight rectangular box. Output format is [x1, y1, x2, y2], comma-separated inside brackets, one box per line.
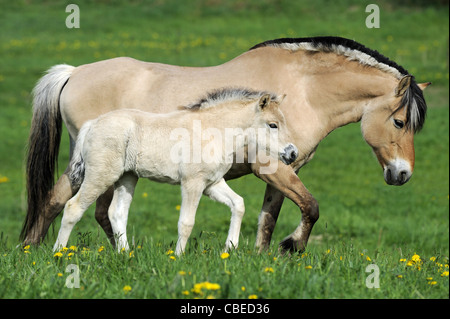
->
[268, 123, 278, 129]
[393, 119, 405, 129]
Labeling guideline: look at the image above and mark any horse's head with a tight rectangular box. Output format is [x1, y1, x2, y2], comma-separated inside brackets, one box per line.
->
[361, 75, 430, 185]
[253, 93, 298, 166]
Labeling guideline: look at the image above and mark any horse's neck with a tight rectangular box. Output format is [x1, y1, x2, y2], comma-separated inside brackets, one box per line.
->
[274, 49, 398, 138]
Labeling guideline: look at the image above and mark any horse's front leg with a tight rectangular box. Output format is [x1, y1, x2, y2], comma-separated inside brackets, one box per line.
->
[252, 162, 319, 253]
[175, 180, 205, 256]
[203, 178, 245, 251]
[255, 184, 285, 251]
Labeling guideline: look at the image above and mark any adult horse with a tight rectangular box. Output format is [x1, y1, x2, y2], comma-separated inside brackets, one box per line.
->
[22, 36, 429, 252]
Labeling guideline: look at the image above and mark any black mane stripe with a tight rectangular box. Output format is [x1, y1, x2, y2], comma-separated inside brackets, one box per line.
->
[249, 36, 410, 76]
[250, 36, 427, 132]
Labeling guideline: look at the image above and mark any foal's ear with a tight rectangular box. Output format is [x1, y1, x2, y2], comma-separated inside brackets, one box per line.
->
[417, 82, 432, 91]
[395, 75, 412, 96]
[258, 94, 272, 110]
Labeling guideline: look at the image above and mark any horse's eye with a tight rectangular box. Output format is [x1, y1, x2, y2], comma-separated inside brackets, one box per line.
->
[268, 123, 278, 129]
[393, 119, 404, 129]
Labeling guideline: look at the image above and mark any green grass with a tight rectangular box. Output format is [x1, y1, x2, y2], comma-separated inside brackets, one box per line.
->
[0, 0, 448, 299]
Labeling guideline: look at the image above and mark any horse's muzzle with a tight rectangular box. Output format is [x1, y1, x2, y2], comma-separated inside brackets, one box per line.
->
[384, 159, 412, 186]
[280, 144, 299, 165]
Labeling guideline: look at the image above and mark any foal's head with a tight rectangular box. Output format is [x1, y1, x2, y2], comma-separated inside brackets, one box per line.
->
[361, 75, 430, 185]
[250, 93, 298, 166]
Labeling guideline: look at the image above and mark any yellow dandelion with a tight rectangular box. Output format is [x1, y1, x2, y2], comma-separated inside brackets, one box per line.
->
[129, 251, 134, 258]
[53, 252, 63, 258]
[98, 246, 104, 252]
[366, 256, 371, 262]
[57, 273, 63, 277]
[182, 290, 189, 296]
[123, 285, 132, 293]
[23, 245, 30, 250]
[169, 256, 176, 260]
[241, 286, 246, 292]
[0, 176, 9, 183]
[248, 294, 257, 299]
[428, 281, 437, 286]
[326, 249, 331, 254]
[397, 275, 403, 279]
[220, 252, 230, 259]
[441, 271, 449, 277]
[178, 271, 186, 276]
[166, 249, 174, 255]
[305, 265, 313, 270]
[69, 245, 77, 251]
[411, 254, 421, 263]
[175, 205, 181, 211]
[264, 267, 274, 273]
[399, 258, 407, 262]
[430, 256, 436, 262]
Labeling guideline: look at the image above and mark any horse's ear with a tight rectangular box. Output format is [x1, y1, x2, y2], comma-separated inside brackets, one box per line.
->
[395, 75, 412, 96]
[258, 94, 272, 110]
[278, 94, 287, 104]
[417, 82, 432, 91]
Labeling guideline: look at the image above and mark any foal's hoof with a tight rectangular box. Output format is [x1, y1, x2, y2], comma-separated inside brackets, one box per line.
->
[279, 237, 305, 255]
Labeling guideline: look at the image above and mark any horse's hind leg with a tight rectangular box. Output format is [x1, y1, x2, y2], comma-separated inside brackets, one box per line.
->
[203, 178, 245, 251]
[107, 173, 138, 252]
[53, 189, 94, 251]
[95, 188, 115, 246]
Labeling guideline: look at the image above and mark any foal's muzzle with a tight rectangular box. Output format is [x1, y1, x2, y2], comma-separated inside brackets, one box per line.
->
[384, 159, 412, 186]
[280, 144, 299, 165]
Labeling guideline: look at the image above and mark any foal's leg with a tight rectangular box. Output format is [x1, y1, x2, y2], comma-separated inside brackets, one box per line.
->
[53, 187, 100, 251]
[203, 179, 245, 251]
[107, 173, 138, 252]
[252, 162, 319, 253]
[175, 180, 205, 256]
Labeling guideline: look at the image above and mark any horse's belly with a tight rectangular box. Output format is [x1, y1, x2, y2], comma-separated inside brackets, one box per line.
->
[136, 164, 181, 185]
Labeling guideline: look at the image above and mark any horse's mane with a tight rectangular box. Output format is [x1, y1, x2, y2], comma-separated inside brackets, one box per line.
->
[250, 36, 427, 132]
[185, 88, 278, 110]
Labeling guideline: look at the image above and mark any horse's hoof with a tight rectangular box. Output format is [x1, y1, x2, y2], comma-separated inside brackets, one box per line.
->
[279, 237, 305, 254]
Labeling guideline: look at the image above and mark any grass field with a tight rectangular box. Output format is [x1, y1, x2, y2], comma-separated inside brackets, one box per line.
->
[0, 0, 448, 300]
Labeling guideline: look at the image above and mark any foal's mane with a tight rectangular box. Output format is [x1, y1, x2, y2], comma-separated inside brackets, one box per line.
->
[186, 88, 278, 110]
[250, 36, 427, 132]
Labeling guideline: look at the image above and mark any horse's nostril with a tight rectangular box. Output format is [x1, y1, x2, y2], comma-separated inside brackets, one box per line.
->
[400, 170, 407, 183]
[290, 151, 297, 160]
[386, 168, 392, 182]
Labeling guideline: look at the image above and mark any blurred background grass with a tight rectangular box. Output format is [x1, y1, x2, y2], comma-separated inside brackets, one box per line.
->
[0, 0, 448, 257]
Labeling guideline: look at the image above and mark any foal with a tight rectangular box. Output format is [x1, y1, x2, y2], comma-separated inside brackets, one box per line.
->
[53, 89, 298, 255]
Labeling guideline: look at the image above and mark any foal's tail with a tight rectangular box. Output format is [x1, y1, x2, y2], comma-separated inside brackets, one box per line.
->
[68, 120, 93, 188]
[21, 64, 75, 242]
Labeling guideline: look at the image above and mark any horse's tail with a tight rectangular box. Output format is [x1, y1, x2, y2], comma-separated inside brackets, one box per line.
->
[68, 120, 93, 188]
[21, 64, 75, 242]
